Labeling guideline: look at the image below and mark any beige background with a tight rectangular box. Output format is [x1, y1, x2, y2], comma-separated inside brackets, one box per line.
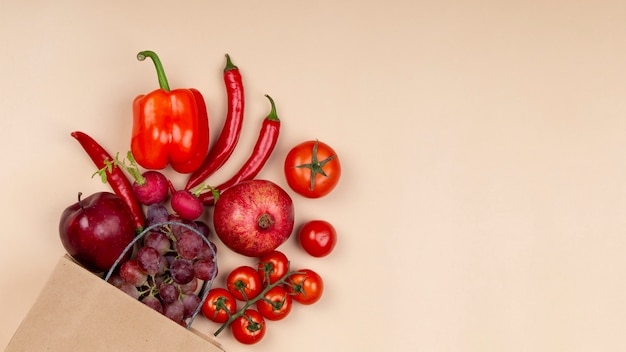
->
[2, 0, 626, 351]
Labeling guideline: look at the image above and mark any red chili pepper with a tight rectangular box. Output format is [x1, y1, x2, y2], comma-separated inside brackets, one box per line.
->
[197, 95, 280, 205]
[185, 54, 245, 190]
[71, 131, 145, 231]
[132, 50, 209, 174]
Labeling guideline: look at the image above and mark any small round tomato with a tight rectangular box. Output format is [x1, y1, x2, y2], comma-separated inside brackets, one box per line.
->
[284, 139, 341, 198]
[226, 266, 263, 301]
[299, 220, 337, 257]
[201, 288, 237, 323]
[257, 250, 289, 285]
[286, 269, 324, 305]
[231, 309, 266, 345]
[256, 286, 292, 321]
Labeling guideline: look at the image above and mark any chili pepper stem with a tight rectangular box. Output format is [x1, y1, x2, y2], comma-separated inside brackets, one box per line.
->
[213, 264, 304, 337]
[137, 50, 171, 91]
[224, 53, 237, 72]
[264, 94, 279, 121]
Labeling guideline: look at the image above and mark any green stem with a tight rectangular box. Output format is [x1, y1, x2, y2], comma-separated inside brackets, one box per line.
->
[124, 151, 146, 185]
[224, 54, 238, 72]
[264, 94, 279, 121]
[293, 139, 336, 191]
[137, 50, 171, 91]
[213, 265, 304, 337]
[192, 183, 219, 200]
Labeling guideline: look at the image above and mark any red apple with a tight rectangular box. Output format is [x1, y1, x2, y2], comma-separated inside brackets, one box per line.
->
[213, 180, 294, 257]
[59, 192, 136, 272]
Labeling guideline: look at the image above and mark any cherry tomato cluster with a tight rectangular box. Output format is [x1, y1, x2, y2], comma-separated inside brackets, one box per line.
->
[201, 250, 324, 344]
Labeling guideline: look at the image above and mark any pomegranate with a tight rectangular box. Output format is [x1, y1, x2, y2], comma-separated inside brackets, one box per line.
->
[213, 180, 294, 257]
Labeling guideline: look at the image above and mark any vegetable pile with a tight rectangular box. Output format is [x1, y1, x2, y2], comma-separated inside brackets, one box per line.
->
[58, 51, 342, 345]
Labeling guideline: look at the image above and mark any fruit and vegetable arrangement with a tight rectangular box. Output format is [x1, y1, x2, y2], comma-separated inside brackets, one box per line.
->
[57, 51, 341, 345]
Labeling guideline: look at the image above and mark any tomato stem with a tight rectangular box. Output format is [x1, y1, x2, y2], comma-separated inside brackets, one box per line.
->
[213, 264, 304, 336]
[293, 139, 336, 191]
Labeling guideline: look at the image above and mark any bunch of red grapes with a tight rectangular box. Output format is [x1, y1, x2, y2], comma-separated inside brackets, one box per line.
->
[106, 203, 218, 327]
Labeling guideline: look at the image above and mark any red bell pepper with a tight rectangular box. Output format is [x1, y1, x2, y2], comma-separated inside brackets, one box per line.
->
[131, 50, 209, 174]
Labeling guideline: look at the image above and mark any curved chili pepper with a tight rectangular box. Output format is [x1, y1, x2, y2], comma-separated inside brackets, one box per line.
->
[185, 54, 245, 190]
[71, 131, 145, 231]
[197, 95, 280, 205]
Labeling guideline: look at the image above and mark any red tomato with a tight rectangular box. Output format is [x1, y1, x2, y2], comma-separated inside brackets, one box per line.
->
[201, 288, 237, 323]
[256, 286, 292, 321]
[257, 250, 289, 285]
[284, 139, 341, 198]
[286, 269, 324, 305]
[299, 220, 337, 257]
[231, 309, 266, 345]
[226, 266, 263, 301]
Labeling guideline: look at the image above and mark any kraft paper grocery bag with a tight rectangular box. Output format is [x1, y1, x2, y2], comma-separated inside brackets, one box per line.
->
[5, 255, 224, 352]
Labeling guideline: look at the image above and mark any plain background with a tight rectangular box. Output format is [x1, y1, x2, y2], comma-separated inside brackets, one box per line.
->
[2, 0, 626, 351]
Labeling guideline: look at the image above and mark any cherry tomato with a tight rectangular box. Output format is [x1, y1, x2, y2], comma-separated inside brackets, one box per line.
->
[299, 220, 337, 257]
[257, 250, 289, 285]
[284, 139, 341, 198]
[226, 266, 263, 301]
[256, 286, 292, 321]
[231, 309, 266, 345]
[286, 269, 324, 305]
[201, 288, 237, 323]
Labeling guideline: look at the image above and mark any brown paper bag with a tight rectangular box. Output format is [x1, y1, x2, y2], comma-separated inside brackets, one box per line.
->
[5, 255, 224, 352]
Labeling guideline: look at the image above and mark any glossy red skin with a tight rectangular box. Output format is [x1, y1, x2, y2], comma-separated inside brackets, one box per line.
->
[256, 286, 292, 321]
[185, 55, 244, 190]
[299, 220, 337, 257]
[131, 88, 209, 174]
[284, 140, 341, 198]
[286, 269, 324, 305]
[227, 266, 263, 301]
[257, 250, 289, 285]
[201, 288, 237, 323]
[231, 309, 266, 345]
[197, 112, 280, 206]
[59, 192, 135, 272]
[213, 180, 294, 257]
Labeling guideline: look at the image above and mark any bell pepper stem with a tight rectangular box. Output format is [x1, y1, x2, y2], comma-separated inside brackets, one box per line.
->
[137, 50, 171, 91]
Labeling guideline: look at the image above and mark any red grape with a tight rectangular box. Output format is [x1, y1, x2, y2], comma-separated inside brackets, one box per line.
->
[119, 260, 147, 286]
[164, 300, 185, 323]
[136, 247, 161, 275]
[179, 278, 199, 295]
[143, 231, 171, 255]
[194, 258, 216, 281]
[181, 294, 201, 318]
[158, 282, 179, 304]
[176, 230, 202, 259]
[141, 295, 164, 313]
[170, 259, 195, 285]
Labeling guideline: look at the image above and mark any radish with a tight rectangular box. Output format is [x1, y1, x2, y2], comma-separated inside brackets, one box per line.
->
[170, 182, 216, 221]
[93, 151, 169, 205]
